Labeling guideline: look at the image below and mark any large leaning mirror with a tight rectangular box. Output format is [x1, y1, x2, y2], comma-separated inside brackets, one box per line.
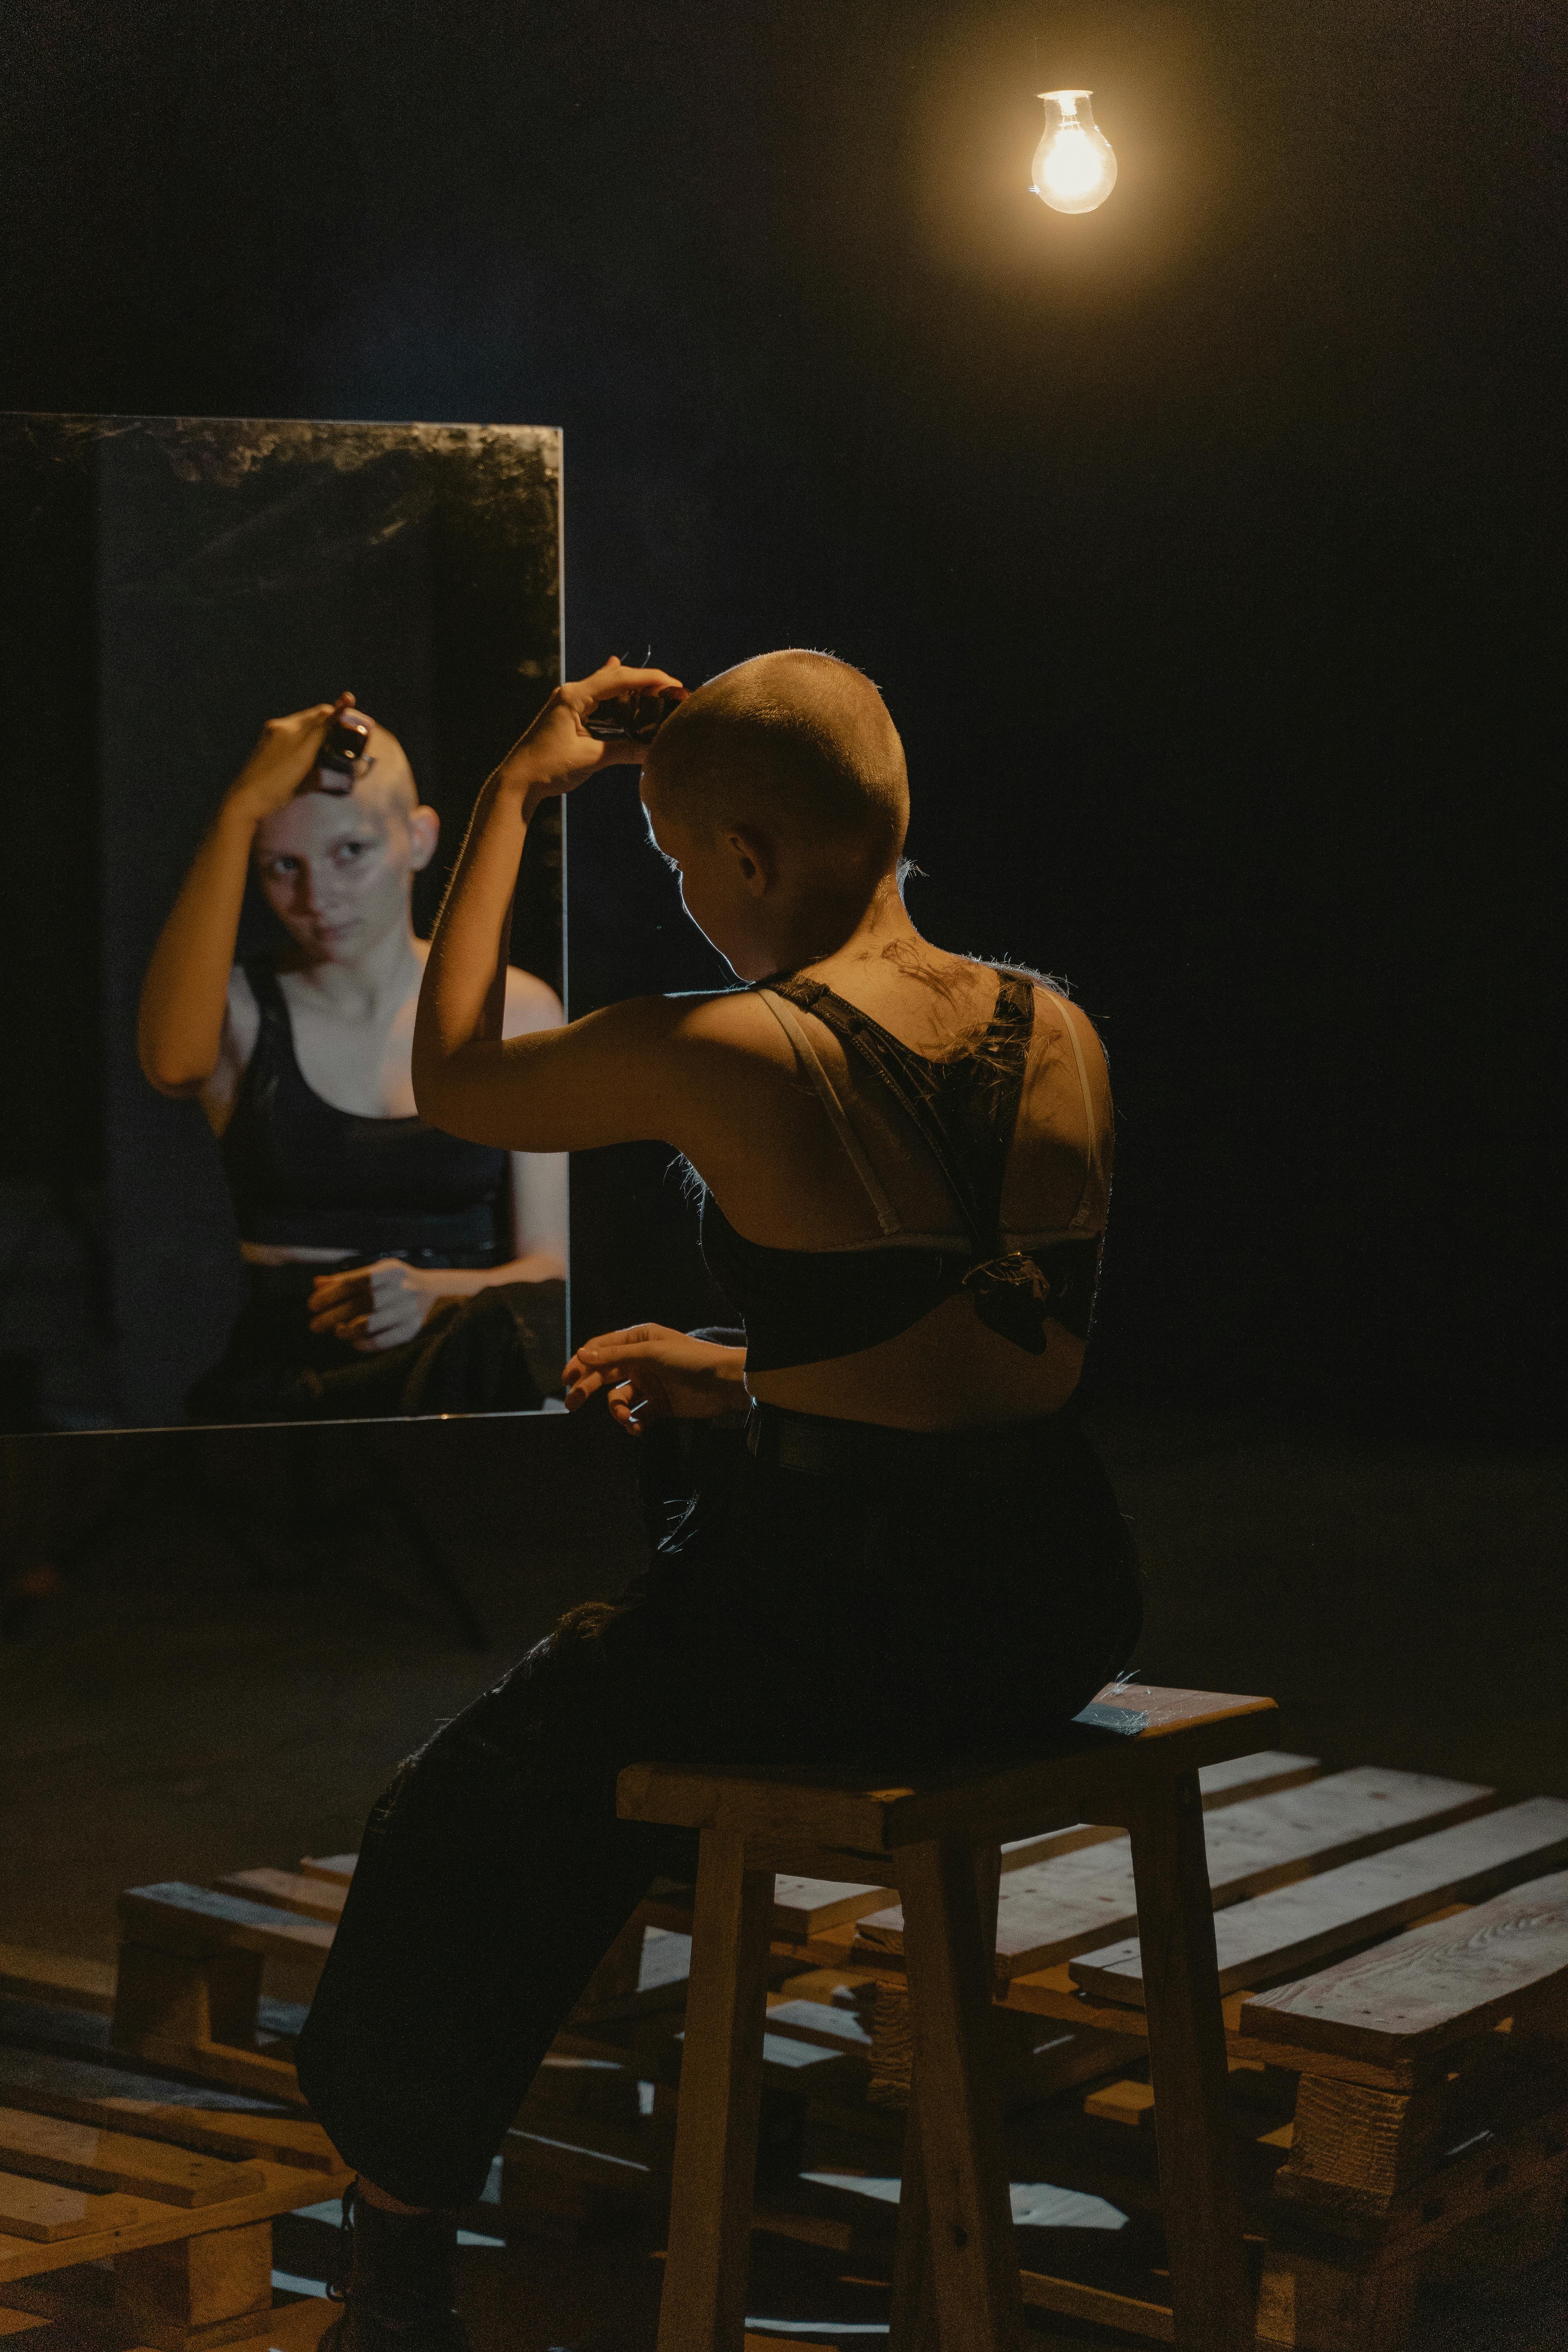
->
[0, 414, 565, 1434]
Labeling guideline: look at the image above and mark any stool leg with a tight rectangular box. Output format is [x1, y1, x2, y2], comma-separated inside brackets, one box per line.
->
[1129, 1769, 1251, 2352]
[898, 1836, 1022, 2352]
[889, 2085, 939, 2352]
[657, 1824, 773, 2352]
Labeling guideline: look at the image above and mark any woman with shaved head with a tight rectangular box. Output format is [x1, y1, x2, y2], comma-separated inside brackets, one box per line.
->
[298, 654, 1141, 2348]
[138, 695, 568, 1421]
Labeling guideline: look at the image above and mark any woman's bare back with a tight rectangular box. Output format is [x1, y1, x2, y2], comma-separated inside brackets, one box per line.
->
[664, 944, 1113, 1427]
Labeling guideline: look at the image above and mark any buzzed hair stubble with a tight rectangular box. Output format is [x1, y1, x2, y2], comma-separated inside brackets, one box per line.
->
[646, 650, 910, 870]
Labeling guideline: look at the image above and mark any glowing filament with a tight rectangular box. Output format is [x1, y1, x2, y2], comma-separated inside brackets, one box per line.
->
[1031, 89, 1118, 216]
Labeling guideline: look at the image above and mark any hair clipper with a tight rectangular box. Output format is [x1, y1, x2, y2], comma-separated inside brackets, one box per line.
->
[314, 707, 372, 793]
[584, 686, 682, 745]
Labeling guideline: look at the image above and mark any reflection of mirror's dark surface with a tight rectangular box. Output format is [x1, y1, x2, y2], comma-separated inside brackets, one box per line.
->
[0, 415, 565, 1434]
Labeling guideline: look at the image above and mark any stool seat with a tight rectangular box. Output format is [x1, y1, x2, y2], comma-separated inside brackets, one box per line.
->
[620, 1681, 1276, 2352]
[620, 1682, 1278, 1861]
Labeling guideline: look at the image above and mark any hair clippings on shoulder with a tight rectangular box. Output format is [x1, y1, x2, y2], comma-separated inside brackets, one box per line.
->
[584, 685, 684, 745]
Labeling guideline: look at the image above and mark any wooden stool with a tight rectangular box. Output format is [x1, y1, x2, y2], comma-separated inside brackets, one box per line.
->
[619, 1682, 1278, 2352]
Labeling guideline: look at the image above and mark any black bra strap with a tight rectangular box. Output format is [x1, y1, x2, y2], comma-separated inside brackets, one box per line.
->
[770, 971, 1034, 1256]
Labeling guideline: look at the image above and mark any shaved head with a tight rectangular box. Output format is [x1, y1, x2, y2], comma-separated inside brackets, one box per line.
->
[644, 651, 909, 872]
[351, 719, 420, 824]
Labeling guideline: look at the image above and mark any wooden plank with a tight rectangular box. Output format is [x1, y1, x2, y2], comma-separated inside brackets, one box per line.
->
[764, 1997, 873, 2053]
[0, 2172, 148, 2245]
[0, 2159, 348, 2287]
[1002, 1963, 1455, 2092]
[214, 1871, 346, 1926]
[298, 1854, 356, 1886]
[0, 2109, 265, 2210]
[0, 2067, 339, 2174]
[1197, 1752, 1319, 1804]
[999, 1753, 1320, 1876]
[0, 1949, 115, 2019]
[1020, 2267, 1174, 2341]
[1071, 1796, 1568, 2004]
[581, 1874, 892, 1942]
[769, 1874, 890, 1936]
[856, 1767, 1495, 1979]
[1084, 2078, 1158, 2128]
[118, 1887, 334, 1964]
[0, 2045, 302, 2134]
[1242, 1866, 1568, 2065]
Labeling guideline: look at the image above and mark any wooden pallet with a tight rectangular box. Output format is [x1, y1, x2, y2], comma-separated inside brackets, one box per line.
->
[753, 1767, 1568, 2349]
[0, 2050, 349, 2352]
[82, 1742, 1568, 2347]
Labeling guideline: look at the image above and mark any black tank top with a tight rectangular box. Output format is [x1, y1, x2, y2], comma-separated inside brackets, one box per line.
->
[220, 959, 510, 1264]
[700, 970, 1106, 1372]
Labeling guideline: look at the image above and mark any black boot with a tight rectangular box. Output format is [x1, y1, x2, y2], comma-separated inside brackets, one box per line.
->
[318, 2183, 472, 2350]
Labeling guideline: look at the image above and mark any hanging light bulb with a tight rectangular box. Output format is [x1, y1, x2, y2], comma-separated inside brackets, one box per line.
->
[1031, 89, 1117, 215]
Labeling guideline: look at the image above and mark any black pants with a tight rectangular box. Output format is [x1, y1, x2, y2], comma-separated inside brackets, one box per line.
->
[294, 1401, 1142, 2207]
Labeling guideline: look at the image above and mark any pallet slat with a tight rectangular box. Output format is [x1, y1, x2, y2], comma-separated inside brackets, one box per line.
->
[214, 1871, 347, 1925]
[0, 1951, 115, 2020]
[0, 2158, 350, 2286]
[997, 1751, 1322, 1876]
[0, 2062, 339, 2174]
[297, 1854, 356, 1886]
[1070, 1796, 1568, 2004]
[0, 2172, 148, 2245]
[118, 1886, 334, 1963]
[1242, 1866, 1568, 2065]
[0, 2107, 266, 2209]
[855, 1767, 1496, 1977]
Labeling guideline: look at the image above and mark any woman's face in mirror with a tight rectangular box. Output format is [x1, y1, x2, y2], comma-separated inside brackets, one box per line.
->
[254, 749, 437, 966]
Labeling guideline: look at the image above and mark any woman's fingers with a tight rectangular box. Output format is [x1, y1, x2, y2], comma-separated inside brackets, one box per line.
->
[309, 1277, 369, 1330]
[573, 659, 684, 704]
[309, 1303, 358, 1334]
[564, 1325, 669, 1380]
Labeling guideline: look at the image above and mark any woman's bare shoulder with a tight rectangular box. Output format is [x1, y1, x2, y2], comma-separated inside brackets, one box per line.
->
[1026, 980, 1107, 1062]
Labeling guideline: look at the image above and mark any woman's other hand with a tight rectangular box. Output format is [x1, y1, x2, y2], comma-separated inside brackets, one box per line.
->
[308, 1259, 449, 1352]
[495, 657, 684, 811]
[563, 1324, 746, 1430]
[227, 695, 353, 822]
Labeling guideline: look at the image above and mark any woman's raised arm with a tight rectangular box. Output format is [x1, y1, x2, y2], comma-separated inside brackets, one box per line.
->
[137, 699, 342, 1095]
[413, 659, 684, 1152]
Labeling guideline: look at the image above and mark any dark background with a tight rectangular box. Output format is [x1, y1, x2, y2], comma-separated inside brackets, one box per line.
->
[0, 0, 1559, 1442]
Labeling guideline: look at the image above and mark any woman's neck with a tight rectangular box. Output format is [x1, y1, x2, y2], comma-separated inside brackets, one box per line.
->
[768, 871, 922, 978]
[289, 923, 425, 1018]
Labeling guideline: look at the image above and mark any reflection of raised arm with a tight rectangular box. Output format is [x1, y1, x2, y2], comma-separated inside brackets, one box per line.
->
[137, 699, 343, 1107]
[501, 962, 569, 1282]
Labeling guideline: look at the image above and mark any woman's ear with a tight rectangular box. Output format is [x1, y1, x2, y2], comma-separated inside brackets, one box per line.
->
[408, 805, 441, 873]
[724, 828, 772, 898]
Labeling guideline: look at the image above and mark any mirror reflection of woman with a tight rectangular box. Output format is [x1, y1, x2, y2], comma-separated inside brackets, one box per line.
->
[137, 697, 567, 1421]
[296, 653, 1143, 2348]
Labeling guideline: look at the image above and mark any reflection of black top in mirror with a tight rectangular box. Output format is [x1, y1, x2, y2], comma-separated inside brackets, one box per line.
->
[222, 961, 509, 1265]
